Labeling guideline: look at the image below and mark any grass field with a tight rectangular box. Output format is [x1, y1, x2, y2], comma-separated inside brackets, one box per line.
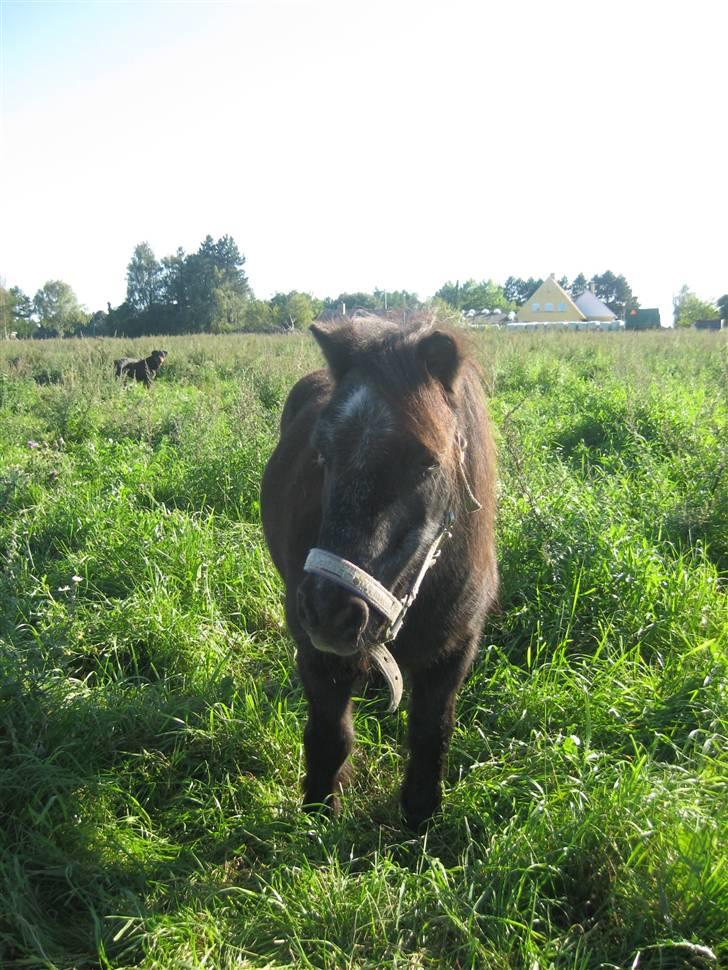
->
[1, 329, 726, 969]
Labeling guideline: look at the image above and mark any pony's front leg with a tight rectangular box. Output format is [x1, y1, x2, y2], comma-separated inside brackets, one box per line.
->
[297, 645, 360, 814]
[401, 643, 476, 829]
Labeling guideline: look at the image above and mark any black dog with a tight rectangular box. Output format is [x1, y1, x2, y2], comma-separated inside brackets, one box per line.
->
[114, 350, 168, 387]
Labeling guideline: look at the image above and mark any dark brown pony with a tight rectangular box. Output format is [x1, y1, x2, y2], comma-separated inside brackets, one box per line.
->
[261, 317, 497, 827]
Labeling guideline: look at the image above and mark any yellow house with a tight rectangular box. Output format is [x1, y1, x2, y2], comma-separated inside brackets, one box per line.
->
[516, 275, 585, 323]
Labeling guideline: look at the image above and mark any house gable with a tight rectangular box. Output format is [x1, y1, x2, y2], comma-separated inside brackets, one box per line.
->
[516, 276, 585, 322]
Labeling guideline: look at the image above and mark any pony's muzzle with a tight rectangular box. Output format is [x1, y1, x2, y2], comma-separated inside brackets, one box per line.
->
[297, 575, 370, 656]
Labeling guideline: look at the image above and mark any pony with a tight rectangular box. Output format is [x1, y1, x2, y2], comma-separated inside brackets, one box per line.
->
[114, 349, 168, 386]
[261, 316, 497, 827]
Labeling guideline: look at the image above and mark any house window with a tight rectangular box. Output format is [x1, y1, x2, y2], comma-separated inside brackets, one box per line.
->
[545, 302, 553, 312]
[557, 302, 566, 312]
[532, 302, 540, 311]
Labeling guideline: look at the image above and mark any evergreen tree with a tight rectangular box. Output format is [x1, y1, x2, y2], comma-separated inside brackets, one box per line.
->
[184, 235, 251, 332]
[589, 271, 638, 317]
[503, 276, 543, 306]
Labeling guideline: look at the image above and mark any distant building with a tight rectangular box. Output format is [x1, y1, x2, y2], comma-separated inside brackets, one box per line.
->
[516, 276, 584, 323]
[625, 308, 661, 330]
[465, 308, 512, 327]
[509, 275, 622, 332]
[693, 318, 723, 331]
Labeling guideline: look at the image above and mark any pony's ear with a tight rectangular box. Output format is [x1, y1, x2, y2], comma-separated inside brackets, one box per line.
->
[417, 330, 462, 391]
[310, 323, 355, 381]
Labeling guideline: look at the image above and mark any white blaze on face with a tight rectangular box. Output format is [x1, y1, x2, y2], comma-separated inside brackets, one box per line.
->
[338, 385, 371, 422]
[336, 383, 393, 472]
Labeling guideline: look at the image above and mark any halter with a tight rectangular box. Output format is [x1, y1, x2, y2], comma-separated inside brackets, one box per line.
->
[303, 433, 481, 712]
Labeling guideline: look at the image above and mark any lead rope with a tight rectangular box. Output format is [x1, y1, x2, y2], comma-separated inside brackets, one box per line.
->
[457, 431, 482, 514]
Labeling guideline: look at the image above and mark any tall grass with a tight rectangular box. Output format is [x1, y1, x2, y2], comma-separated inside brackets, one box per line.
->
[1, 329, 726, 969]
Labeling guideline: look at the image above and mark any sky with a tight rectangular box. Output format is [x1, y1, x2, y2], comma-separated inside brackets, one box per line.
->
[1, 0, 726, 326]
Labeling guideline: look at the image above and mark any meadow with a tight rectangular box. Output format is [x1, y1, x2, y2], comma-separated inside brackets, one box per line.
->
[0, 328, 726, 970]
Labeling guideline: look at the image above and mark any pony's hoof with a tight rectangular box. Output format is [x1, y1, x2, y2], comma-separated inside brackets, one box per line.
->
[400, 787, 440, 831]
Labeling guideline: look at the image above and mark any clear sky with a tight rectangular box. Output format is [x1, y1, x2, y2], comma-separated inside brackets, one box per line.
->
[2, 0, 726, 325]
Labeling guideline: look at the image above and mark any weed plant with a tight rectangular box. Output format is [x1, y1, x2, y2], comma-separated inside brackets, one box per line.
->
[0, 330, 726, 969]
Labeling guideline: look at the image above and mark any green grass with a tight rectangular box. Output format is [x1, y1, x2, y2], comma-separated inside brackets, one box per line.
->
[1, 329, 726, 969]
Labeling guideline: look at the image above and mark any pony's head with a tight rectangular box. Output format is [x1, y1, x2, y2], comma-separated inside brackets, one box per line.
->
[297, 317, 472, 656]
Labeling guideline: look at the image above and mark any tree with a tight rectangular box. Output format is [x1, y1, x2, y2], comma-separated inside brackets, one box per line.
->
[33, 280, 88, 336]
[434, 281, 460, 309]
[589, 271, 638, 317]
[570, 273, 588, 298]
[207, 235, 250, 295]
[106, 301, 138, 337]
[372, 288, 421, 310]
[126, 242, 162, 312]
[0, 285, 13, 338]
[474, 279, 516, 312]
[184, 235, 251, 332]
[673, 285, 718, 328]
[1, 285, 34, 338]
[503, 276, 543, 306]
[244, 299, 277, 333]
[159, 248, 186, 303]
[435, 279, 515, 312]
[87, 309, 108, 336]
[269, 291, 322, 331]
[716, 294, 728, 320]
[207, 281, 249, 333]
[322, 292, 379, 314]
[10, 286, 33, 321]
[117, 234, 252, 335]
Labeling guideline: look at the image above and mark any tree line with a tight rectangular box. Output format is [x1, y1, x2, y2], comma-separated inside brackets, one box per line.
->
[2, 234, 726, 337]
[435, 272, 639, 318]
[672, 286, 728, 329]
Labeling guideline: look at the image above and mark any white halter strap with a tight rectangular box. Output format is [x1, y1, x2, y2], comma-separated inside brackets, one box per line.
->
[303, 521, 451, 714]
[304, 516, 452, 643]
[303, 548, 401, 627]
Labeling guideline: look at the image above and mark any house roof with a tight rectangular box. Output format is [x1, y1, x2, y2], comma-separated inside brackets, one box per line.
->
[574, 290, 616, 320]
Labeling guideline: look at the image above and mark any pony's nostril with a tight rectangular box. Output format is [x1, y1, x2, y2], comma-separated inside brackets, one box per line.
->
[298, 580, 368, 651]
[332, 599, 369, 641]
